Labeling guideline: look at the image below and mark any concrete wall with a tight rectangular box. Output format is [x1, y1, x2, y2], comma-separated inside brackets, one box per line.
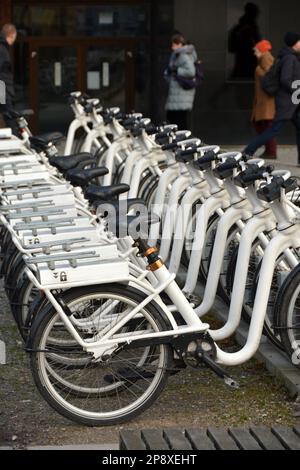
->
[174, 0, 300, 145]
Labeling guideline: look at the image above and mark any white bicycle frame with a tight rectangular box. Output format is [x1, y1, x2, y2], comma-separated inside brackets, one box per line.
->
[64, 96, 94, 155]
[101, 137, 133, 186]
[79, 109, 113, 154]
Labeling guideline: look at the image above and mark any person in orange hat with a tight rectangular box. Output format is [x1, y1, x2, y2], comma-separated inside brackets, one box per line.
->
[251, 39, 277, 158]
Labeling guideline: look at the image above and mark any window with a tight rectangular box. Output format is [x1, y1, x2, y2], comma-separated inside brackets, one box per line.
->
[14, 3, 151, 37]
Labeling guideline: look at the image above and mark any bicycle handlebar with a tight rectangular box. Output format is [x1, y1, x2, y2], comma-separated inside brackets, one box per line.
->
[271, 170, 291, 182]
[160, 133, 194, 151]
[257, 173, 298, 202]
[213, 158, 240, 179]
[234, 164, 273, 188]
[217, 152, 243, 163]
[155, 125, 180, 141]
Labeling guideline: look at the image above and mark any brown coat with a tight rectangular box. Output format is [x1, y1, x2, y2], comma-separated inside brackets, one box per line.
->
[251, 52, 276, 122]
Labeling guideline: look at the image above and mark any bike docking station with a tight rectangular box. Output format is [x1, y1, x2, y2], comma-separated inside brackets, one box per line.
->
[0, 94, 300, 456]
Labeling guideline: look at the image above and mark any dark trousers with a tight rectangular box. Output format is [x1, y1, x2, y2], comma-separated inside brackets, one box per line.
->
[166, 110, 189, 131]
[245, 110, 300, 162]
[0, 96, 18, 136]
[253, 120, 277, 157]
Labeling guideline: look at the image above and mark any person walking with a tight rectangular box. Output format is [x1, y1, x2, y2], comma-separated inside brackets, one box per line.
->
[251, 39, 276, 158]
[165, 33, 197, 130]
[0, 24, 17, 134]
[244, 32, 300, 163]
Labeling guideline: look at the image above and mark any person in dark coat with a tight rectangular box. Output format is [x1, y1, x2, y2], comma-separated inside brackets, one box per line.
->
[0, 24, 17, 133]
[244, 32, 300, 163]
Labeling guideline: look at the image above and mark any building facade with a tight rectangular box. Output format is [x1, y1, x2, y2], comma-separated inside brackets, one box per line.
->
[1, 0, 300, 144]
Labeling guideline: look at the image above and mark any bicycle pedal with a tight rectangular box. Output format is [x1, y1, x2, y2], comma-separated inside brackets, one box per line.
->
[224, 376, 240, 389]
[201, 352, 239, 389]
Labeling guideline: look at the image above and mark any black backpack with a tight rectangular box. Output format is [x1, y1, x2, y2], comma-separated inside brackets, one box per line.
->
[175, 60, 204, 90]
[261, 60, 281, 96]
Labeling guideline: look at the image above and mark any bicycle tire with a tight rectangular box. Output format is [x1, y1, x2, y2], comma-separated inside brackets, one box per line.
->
[29, 283, 172, 426]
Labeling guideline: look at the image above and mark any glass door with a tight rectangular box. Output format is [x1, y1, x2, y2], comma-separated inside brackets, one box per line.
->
[29, 40, 135, 133]
[35, 46, 77, 132]
[86, 46, 126, 111]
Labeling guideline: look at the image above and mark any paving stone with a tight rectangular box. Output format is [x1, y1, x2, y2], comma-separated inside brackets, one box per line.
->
[27, 444, 119, 450]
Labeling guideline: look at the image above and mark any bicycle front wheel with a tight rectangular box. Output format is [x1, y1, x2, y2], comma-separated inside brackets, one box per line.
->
[30, 284, 172, 426]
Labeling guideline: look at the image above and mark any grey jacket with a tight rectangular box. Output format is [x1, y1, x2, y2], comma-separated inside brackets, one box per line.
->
[275, 47, 300, 120]
[165, 45, 197, 111]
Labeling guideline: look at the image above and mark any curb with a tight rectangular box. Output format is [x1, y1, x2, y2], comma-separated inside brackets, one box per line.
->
[0, 444, 119, 451]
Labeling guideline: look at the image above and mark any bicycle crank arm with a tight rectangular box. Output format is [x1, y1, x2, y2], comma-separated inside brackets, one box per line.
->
[199, 352, 239, 389]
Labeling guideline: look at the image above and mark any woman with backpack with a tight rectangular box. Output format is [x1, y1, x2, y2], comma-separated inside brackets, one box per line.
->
[251, 40, 276, 158]
[164, 33, 198, 130]
[244, 32, 300, 164]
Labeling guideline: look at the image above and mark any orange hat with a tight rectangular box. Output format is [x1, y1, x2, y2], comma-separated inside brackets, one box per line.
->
[255, 40, 272, 53]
